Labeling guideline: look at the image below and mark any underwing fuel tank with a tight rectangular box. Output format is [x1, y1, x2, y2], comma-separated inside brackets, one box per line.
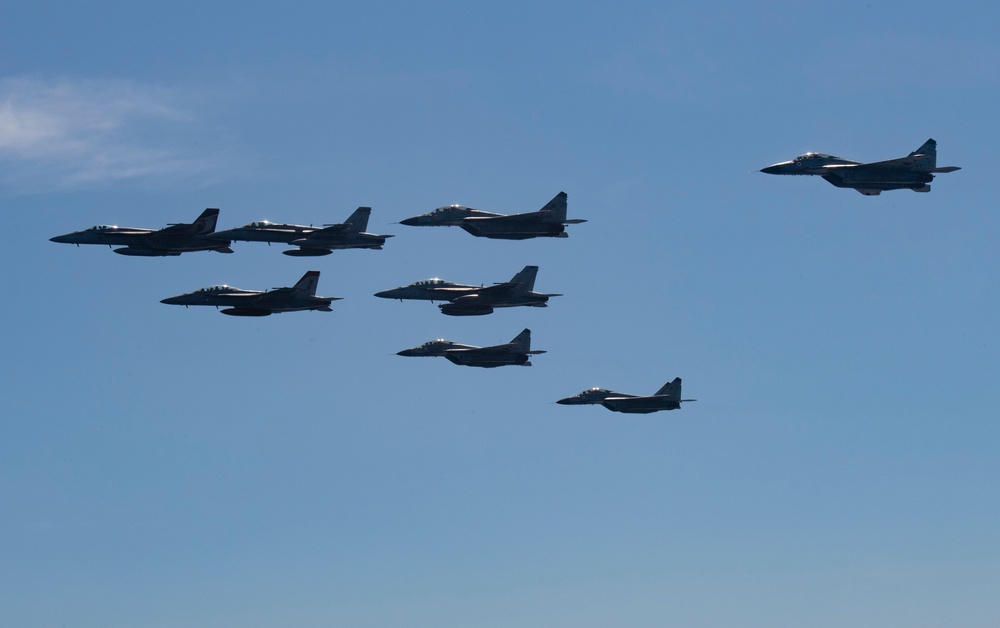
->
[221, 308, 272, 316]
[114, 248, 181, 257]
[439, 303, 494, 316]
[282, 248, 333, 257]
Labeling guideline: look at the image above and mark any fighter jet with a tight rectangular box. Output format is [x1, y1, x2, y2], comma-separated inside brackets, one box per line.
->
[49, 208, 233, 256]
[760, 138, 960, 195]
[374, 265, 560, 316]
[399, 192, 586, 239]
[160, 270, 341, 316]
[397, 329, 546, 367]
[281, 207, 392, 256]
[557, 378, 695, 414]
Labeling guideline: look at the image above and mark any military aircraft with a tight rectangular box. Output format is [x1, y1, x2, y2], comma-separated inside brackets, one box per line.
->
[556, 378, 695, 414]
[160, 270, 341, 316]
[399, 191, 586, 239]
[374, 265, 560, 316]
[760, 138, 960, 195]
[280, 207, 392, 256]
[49, 208, 233, 256]
[397, 329, 546, 367]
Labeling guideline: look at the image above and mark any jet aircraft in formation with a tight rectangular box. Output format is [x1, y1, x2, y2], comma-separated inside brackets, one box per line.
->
[397, 328, 545, 367]
[160, 270, 340, 316]
[400, 191, 585, 239]
[374, 265, 560, 316]
[211, 206, 392, 256]
[557, 378, 695, 414]
[49, 208, 232, 256]
[760, 138, 960, 195]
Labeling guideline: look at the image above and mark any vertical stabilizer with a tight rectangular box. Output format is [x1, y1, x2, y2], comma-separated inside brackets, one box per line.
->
[908, 138, 937, 169]
[193, 208, 220, 234]
[538, 191, 568, 221]
[292, 270, 321, 295]
[508, 265, 539, 291]
[343, 207, 372, 232]
[655, 377, 682, 397]
[509, 328, 532, 351]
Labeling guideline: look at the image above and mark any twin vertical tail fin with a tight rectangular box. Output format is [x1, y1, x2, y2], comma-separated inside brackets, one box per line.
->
[508, 265, 539, 291]
[655, 377, 683, 398]
[538, 191, 568, 221]
[909, 138, 938, 169]
[509, 328, 532, 351]
[193, 208, 220, 234]
[343, 207, 372, 232]
[292, 270, 321, 296]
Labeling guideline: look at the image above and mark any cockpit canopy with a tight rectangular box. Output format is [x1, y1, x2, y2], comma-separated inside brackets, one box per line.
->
[90, 225, 118, 231]
[795, 152, 838, 161]
[194, 285, 232, 293]
[432, 205, 470, 213]
[414, 278, 445, 286]
[247, 221, 275, 228]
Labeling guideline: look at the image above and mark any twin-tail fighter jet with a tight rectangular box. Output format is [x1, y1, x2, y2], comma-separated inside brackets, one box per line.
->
[760, 138, 960, 195]
[557, 378, 695, 414]
[374, 265, 560, 316]
[160, 270, 341, 316]
[397, 329, 545, 367]
[399, 191, 585, 239]
[211, 207, 392, 256]
[50, 208, 233, 256]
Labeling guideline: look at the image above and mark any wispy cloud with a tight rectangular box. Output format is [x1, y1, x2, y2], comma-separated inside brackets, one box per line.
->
[0, 77, 235, 192]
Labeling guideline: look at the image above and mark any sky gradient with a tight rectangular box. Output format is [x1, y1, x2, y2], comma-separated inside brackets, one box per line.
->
[2, 2, 998, 626]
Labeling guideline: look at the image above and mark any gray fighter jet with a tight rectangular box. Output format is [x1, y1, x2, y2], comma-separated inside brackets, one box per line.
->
[49, 208, 233, 256]
[374, 265, 560, 316]
[281, 207, 392, 256]
[160, 270, 341, 316]
[557, 378, 695, 414]
[399, 192, 585, 239]
[397, 328, 545, 367]
[760, 138, 960, 195]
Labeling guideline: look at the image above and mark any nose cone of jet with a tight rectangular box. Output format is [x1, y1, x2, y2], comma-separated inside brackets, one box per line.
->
[760, 162, 790, 175]
[396, 348, 418, 357]
[160, 295, 188, 305]
[399, 216, 421, 227]
[556, 396, 582, 405]
[49, 233, 76, 243]
[374, 288, 401, 299]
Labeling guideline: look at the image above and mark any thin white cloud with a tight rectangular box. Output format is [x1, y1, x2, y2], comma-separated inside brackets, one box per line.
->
[0, 77, 232, 192]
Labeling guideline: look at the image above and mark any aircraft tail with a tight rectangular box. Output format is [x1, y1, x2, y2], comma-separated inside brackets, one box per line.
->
[538, 191, 568, 220]
[908, 138, 937, 169]
[292, 270, 321, 296]
[509, 328, 532, 351]
[193, 208, 220, 234]
[344, 207, 372, 232]
[508, 265, 539, 291]
[655, 377, 682, 398]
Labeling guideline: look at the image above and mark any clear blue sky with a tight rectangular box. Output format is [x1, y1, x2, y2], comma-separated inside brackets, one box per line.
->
[2, 2, 998, 626]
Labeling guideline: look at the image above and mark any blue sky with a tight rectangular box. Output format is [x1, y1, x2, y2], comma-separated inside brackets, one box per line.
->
[2, 2, 998, 626]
